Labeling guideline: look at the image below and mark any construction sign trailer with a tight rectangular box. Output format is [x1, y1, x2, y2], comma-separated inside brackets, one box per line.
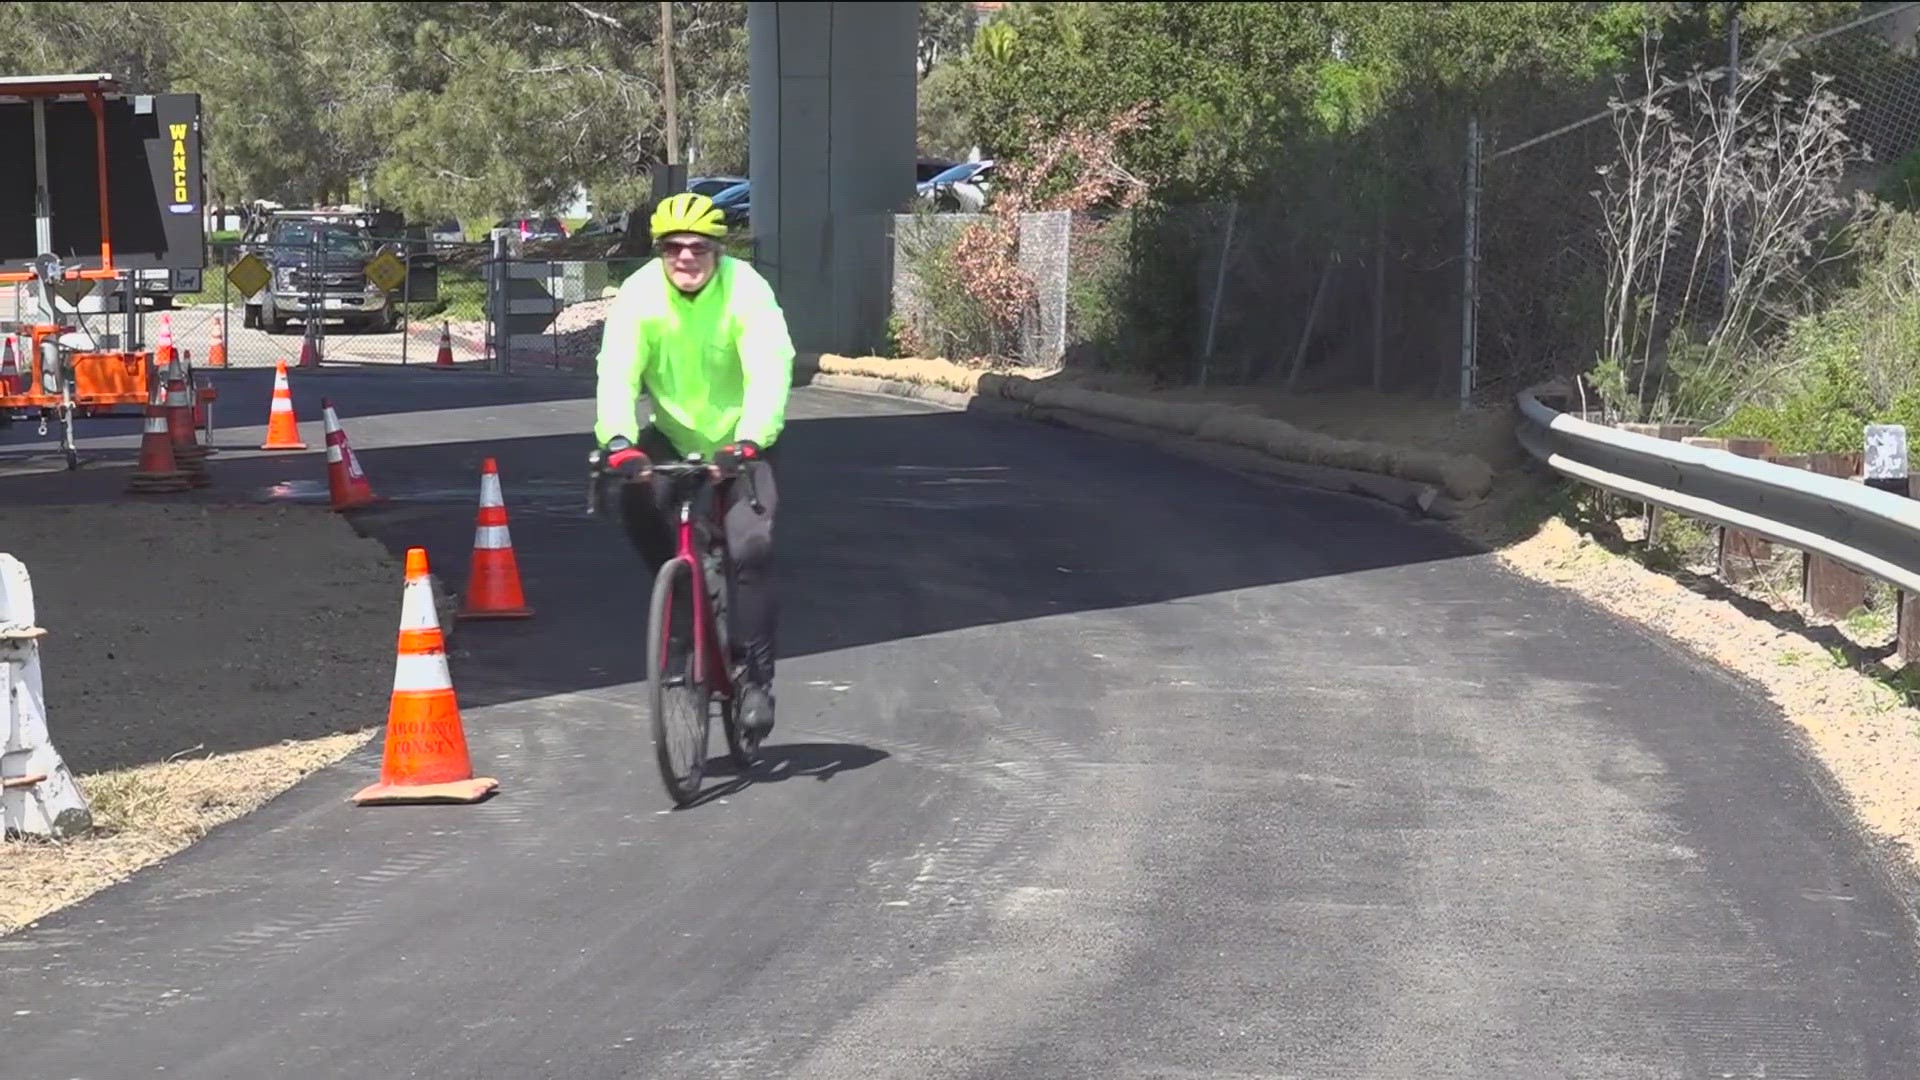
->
[0, 73, 213, 467]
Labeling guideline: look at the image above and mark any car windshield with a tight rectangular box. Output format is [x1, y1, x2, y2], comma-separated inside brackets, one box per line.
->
[928, 162, 983, 185]
[272, 224, 372, 257]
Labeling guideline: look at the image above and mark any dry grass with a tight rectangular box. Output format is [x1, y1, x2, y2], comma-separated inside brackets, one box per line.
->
[0, 730, 375, 936]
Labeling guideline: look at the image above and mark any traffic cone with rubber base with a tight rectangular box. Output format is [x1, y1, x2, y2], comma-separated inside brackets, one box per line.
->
[260, 361, 307, 450]
[459, 457, 533, 619]
[127, 381, 191, 493]
[352, 548, 499, 806]
[436, 322, 455, 368]
[163, 357, 210, 487]
[322, 399, 383, 511]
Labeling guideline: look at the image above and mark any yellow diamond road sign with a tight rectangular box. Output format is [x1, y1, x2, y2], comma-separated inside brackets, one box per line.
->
[227, 252, 270, 298]
[365, 249, 406, 294]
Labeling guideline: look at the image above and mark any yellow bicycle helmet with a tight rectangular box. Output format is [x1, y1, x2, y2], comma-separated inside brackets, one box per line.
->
[649, 192, 729, 240]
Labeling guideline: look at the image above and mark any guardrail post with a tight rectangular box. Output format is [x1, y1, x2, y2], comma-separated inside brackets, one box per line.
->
[1681, 434, 1777, 583]
[1619, 423, 1700, 543]
[1801, 451, 1867, 618]
[1864, 424, 1920, 661]
[1719, 438, 1776, 584]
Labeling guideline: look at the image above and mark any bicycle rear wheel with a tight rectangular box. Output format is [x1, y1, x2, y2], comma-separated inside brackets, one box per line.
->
[648, 555, 710, 806]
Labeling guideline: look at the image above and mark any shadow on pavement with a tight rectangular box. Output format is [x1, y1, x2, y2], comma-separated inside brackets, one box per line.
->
[0, 385, 1479, 767]
[676, 741, 894, 809]
[314, 402, 1478, 714]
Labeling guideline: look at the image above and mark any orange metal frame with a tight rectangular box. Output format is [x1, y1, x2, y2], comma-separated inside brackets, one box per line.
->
[0, 74, 207, 411]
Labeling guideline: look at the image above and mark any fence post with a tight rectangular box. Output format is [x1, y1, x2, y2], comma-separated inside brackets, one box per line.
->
[1459, 113, 1480, 411]
[1200, 201, 1237, 388]
[1371, 204, 1386, 392]
[488, 229, 511, 373]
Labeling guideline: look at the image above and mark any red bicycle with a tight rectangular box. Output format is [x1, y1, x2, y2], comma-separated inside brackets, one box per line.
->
[589, 447, 764, 806]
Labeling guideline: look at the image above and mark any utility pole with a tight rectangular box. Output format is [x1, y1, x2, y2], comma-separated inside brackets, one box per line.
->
[660, 1, 683, 195]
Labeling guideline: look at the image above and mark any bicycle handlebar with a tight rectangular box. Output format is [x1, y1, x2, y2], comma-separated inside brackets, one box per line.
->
[586, 450, 764, 516]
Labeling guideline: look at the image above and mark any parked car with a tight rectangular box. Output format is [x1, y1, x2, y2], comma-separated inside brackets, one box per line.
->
[918, 160, 995, 212]
[917, 158, 960, 183]
[428, 218, 466, 249]
[689, 175, 747, 198]
[712, 181, 750, 227]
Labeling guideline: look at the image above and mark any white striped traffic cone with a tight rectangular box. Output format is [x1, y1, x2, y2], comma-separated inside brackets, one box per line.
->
[458, 457, 533, 619]
[352, 547, 499, 806]
[322, 399, 381, 511]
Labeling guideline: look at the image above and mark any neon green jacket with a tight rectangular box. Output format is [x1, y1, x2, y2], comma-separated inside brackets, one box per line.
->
[593, 255, 796, 457]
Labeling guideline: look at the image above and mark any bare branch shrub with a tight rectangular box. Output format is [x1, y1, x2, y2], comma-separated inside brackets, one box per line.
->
[899, 102, 1156, 364]
[1591, 34, 1873, 426]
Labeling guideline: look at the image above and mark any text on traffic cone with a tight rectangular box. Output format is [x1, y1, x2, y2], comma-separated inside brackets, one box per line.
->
[352, 547, 499, 806]
[459, 457, 533, 619]
[260, 361, 308, 450]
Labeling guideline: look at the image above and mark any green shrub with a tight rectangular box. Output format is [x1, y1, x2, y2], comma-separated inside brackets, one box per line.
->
[1711, 207, 1920, 460]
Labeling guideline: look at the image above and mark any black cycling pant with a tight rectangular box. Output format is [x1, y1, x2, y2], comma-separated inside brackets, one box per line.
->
[616, 425, 779, 687]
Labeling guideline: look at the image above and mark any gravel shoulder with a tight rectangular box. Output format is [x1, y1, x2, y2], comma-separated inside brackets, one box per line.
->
[0, 503, 404, 935]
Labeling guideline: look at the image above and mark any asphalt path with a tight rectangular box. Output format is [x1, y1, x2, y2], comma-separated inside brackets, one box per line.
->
[2, 368, 1918, 1078]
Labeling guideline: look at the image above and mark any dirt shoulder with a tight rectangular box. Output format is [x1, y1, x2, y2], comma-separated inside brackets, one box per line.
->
[806, 354, 1920, 886]
[1, 503, 404, 935]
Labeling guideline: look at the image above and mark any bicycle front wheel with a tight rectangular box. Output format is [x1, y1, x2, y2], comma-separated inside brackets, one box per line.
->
[648, 555, 710, 806]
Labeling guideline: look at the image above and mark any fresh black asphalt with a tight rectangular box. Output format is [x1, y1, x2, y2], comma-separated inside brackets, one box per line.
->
[2, 368, 1917, 1078]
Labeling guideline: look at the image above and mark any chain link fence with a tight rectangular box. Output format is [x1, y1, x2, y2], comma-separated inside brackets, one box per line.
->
[887, 4, 1920, 404]
[1474, 2, 1920, 403]
[164, 233, 497, 371]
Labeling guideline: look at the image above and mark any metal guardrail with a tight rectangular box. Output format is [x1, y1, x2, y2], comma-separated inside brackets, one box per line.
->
[1514, 382, 1920, 596]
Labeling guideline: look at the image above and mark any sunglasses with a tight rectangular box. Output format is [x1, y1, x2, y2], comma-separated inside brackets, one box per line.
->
[658, 238, 718, 258]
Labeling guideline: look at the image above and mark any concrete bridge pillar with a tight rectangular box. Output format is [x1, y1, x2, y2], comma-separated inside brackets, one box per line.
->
[747, 2, 919, 356]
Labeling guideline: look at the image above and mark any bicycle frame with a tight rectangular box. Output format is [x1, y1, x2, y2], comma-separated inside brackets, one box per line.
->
[666, 463, 733, 694]
[588, 452, 753, 694]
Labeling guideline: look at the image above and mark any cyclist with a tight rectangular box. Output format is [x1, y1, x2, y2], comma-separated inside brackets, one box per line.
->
[593, 191, 796, 740]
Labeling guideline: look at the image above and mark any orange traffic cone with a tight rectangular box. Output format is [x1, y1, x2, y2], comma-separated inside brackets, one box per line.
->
[0, 335, 18, 394]
[297, 332, 317, 368]
[322, 399, 382, 511]
[352, 547, 499, 806]
[163, 358, 209, 486]
[436, 322, 455, 368]
[208, 321, 228, 368]
[156, 312, 176, 370]
[459, 457, 533, 619]
[260, 361, 308, 450]
[127, 381, 190, 493]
